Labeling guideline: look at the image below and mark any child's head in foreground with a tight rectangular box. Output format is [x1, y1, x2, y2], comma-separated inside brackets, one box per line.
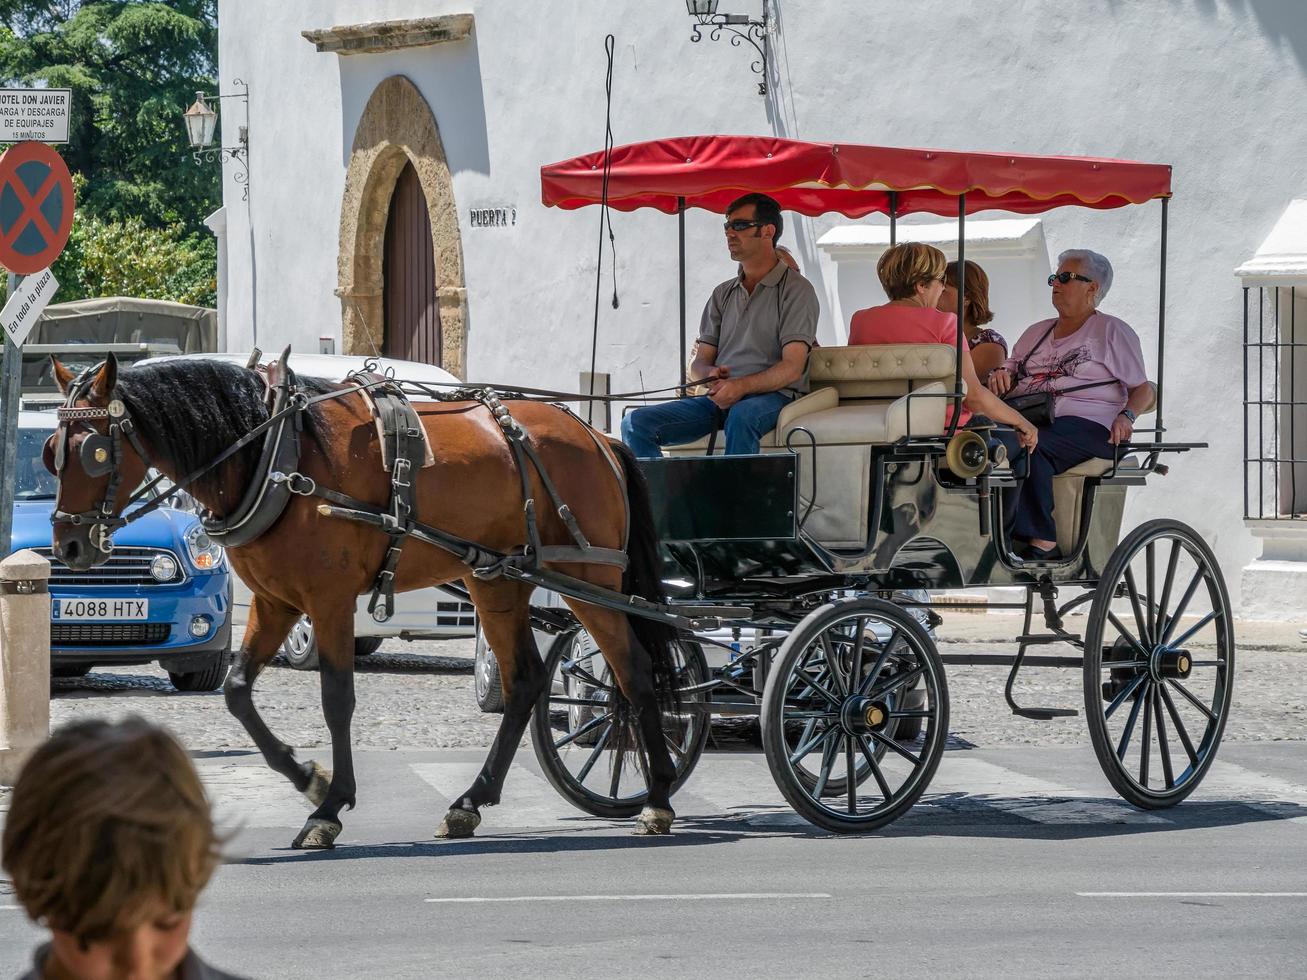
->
[2, 717, 219, 980]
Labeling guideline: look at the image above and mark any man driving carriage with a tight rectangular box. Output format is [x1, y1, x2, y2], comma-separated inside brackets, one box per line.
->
[621, 193, 819, 457]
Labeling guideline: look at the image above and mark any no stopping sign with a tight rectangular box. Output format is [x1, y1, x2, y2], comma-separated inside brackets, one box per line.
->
[0, 141, 74, 275]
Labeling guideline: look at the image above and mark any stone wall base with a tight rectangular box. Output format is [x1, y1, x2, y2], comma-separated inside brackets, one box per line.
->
[1240, 559, 1307, 622]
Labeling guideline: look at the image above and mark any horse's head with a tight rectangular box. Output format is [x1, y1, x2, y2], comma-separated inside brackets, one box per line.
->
[44, 354, 150, 570]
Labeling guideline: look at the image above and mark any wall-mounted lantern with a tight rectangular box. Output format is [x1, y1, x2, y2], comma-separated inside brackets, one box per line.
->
[685, 1, 769, 96]
[182, 79, 250, 201]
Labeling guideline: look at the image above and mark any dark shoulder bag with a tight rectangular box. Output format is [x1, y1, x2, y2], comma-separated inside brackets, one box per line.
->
[1002, 322, 1124, 427]
[1002, 324, 1057, 427]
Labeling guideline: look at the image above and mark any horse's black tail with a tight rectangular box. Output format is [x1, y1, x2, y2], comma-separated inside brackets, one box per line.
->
[610, 439, 680, 716]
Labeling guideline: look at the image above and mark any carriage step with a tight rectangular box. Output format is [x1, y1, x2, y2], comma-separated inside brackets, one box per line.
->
[1011, 706, 1079, 720]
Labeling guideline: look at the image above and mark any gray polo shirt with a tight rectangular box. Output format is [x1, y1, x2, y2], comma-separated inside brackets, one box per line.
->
[697, 259, 820, 396]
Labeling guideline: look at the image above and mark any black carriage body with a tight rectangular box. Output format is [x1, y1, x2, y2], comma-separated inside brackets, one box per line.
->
[643, 449, 1133, 600]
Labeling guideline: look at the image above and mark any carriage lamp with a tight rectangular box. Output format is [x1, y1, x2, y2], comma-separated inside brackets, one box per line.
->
[181, 80, 250, 201]
[189, 615, 212, 638]
[150, 553, 179, 582]
[684, 0, 770, 95]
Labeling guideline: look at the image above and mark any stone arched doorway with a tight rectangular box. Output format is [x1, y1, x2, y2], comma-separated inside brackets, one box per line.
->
[337, 75, 467, 376]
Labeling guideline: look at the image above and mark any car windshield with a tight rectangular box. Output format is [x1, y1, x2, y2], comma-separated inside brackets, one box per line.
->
[16, 427, 57, 500]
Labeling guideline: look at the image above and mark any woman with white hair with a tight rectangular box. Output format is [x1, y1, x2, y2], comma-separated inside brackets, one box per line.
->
[987, 249, 1153, 561]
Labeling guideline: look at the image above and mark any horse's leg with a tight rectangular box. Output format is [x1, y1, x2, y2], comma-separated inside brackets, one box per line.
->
[292, 603, 358, 850]
[223, 595, 331, 804]
[564, 600, 679, 835]
[435, 579, 545, 839]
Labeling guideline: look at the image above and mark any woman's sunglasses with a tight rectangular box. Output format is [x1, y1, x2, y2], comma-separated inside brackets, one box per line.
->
[1048, 271, 1094, 285]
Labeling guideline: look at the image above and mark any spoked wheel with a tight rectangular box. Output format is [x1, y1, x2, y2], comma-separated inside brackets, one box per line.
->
[761, 598, 948, 834]
[531, 628, 711, 819]
[1083, 519, 1234, 809]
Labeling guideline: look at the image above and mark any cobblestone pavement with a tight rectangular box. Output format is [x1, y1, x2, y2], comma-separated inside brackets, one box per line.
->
[44, 617, 1306, 752]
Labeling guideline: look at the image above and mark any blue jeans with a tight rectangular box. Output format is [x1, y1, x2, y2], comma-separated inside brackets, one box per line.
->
[993, 415, 1115, 542]
[620, 392, 792, 458]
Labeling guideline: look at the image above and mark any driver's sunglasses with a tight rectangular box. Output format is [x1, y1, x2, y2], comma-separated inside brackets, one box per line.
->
[1048, 271, 1094, 285]
[724, 218, 766, 232]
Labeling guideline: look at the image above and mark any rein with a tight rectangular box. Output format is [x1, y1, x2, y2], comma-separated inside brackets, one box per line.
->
[49, 357, 688, 561]
[49, 362, 395, 555]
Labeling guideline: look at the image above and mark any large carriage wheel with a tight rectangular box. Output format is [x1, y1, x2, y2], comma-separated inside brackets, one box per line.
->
[761, 598, 948, 834]
[531, 628, 711, 819]
[1083, 519, 1234, 809]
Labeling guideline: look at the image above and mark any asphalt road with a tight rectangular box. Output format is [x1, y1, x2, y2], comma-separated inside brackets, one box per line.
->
[3, 627, 1305, 978]
[3, 741, 1305, 978]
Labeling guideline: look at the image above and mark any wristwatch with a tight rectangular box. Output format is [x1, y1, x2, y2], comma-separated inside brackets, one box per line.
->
[1119, 408, 1137, 423]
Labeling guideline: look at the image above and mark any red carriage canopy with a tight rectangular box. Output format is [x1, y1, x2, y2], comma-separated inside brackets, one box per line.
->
[540, 135, 1172, 218]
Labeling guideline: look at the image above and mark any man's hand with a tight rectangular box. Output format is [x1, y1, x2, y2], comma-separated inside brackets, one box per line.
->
[705, 365, 730, 382]
[708, 376, 748, 409]
[1016, 422, 1038, 451]
[1109, 414, 1133, 445]
[988, 367, 1013, 396]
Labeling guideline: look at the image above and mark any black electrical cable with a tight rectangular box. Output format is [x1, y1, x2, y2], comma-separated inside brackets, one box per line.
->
[587, 34, 618, 423]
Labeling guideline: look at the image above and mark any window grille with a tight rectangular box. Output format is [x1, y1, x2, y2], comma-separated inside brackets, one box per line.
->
[1243, 285, 1307, 520]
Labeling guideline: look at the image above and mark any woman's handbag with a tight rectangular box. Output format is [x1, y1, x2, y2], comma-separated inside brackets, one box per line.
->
[1000, 322, 1120, 427]
[1003, 390, 1055, 427]
[1001, 324, 1057, 426]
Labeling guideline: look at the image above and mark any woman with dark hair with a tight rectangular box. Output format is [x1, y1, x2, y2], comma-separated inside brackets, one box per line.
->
[937, 259, 1007, 382]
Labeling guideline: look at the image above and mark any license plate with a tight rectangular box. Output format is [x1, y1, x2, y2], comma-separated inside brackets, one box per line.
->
[54, 598, 149, 621]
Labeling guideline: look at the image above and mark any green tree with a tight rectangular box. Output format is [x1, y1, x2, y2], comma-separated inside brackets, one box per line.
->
[0, 1, 219, 233]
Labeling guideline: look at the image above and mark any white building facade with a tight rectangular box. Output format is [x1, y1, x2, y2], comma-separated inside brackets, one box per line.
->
[214, 0, 1307, 614]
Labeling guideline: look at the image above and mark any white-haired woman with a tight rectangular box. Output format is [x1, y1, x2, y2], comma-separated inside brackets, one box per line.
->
[986, 249, 1153, 561]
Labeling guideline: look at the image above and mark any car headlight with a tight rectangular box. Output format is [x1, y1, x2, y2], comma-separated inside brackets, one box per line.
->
[185, 525, 224, 571]
[150, 554, 178, 582]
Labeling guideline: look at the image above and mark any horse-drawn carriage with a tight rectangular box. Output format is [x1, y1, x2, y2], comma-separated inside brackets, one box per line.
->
[531, 136, 1231, 833]
[44, 136, 1231, 847]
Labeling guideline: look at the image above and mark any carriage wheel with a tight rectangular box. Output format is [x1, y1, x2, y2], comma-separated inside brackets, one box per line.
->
[761, 598, 948, 834]
[1083, 519, 1234, 809]
[531, 628, 711, 819]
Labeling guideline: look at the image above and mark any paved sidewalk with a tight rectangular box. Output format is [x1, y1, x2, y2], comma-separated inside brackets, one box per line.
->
[932, 609, 1303, 651]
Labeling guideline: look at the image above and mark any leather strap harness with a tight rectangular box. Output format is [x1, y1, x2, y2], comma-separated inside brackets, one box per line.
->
[50, 354, 629, 623]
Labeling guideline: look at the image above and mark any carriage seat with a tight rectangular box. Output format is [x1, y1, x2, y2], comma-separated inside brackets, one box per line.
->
[1048, 382, 1157, 554]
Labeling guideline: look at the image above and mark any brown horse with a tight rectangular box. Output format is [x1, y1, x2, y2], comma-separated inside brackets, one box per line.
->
[45, 354, 681, 849]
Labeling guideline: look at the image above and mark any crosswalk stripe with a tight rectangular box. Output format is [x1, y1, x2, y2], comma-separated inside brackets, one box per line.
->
[410, 762, 615, 831]
[200, 764, 311, 829]
[676, 757, 803, 827]
[927, 755, 1170, 824]
[1204, 761, 1307, 824]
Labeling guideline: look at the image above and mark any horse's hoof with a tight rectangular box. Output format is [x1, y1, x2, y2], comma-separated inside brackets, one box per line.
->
[633, 806, 675, 836]
[434, 807, 481, 839]
[302, 761, 332, 808]
[292, 817, 342, 850]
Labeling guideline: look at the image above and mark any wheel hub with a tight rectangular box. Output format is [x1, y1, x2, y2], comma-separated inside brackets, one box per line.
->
[1148, 647, 1192, 682]
[841, 696, 890, 735]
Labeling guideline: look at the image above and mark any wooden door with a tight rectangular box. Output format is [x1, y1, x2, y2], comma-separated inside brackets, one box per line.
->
[383, 162, 440, 364]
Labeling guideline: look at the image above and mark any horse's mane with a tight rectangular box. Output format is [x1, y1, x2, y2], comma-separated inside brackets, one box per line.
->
[112, 359, 338, 509]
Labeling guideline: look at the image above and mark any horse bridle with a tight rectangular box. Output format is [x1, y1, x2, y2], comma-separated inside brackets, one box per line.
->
[49, 364, 161, 556]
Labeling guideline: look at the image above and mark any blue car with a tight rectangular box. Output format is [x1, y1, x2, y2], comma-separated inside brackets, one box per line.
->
[12, 410, 233, 691]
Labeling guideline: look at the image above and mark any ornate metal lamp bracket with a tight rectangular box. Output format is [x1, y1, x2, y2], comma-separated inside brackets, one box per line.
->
[190, 78, 250, 201]
[690, 9, 769, 95]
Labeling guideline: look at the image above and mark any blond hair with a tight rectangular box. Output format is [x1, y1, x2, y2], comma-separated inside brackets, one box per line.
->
[2, 718, 219, 943]
[877, 242, 947, 301]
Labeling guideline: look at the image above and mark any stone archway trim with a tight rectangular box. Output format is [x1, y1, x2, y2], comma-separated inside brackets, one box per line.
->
[336, 74, 467, 377]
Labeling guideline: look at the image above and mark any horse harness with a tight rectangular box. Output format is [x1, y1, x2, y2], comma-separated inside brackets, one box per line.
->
[50, 354, 630, 623]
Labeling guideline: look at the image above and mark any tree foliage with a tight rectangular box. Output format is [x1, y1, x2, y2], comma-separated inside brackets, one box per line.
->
[0, 2, 219, 305]
[0, 1, 219, 231]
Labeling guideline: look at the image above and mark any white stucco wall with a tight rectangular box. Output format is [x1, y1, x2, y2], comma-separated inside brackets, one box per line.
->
[215, 0, 1307, 609]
